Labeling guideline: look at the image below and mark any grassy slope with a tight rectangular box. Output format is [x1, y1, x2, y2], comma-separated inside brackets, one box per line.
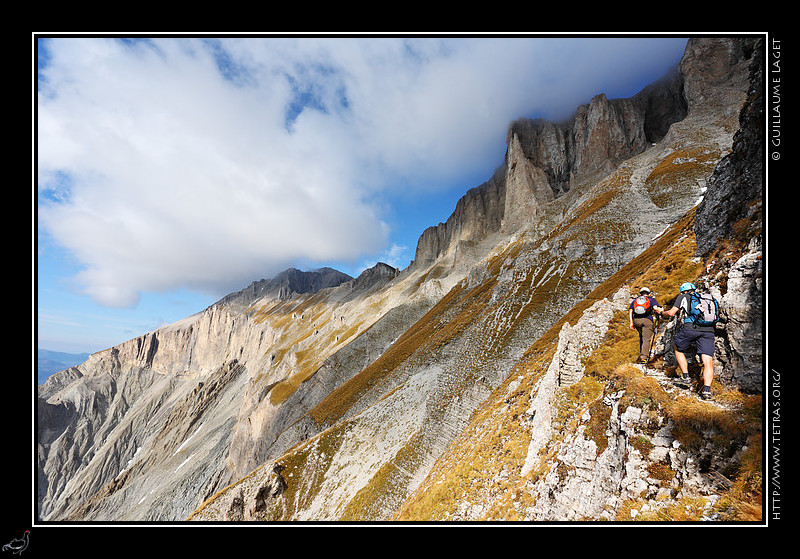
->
[393, 207, 762, 521]
[189, 107, 762, 523]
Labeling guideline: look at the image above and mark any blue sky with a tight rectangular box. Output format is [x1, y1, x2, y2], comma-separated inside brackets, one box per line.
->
[35, 34, 689, 354]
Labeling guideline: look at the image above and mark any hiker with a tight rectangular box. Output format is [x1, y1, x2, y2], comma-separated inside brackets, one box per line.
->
[661, 282, 719, 400]
[629, 287, 663, 363]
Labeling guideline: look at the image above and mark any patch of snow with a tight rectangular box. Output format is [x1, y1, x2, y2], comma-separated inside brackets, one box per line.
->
[174, 453, 196, 473]
[116, 446, 142, 479]
[173, 422, 205, 456]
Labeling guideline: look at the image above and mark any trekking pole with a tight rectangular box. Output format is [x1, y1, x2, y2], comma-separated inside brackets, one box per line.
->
[647, 315, 659, 363]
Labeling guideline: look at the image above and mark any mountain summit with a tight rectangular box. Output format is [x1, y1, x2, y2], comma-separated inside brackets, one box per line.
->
[214, 267, 354, 311]
[37, 37, 764, 523]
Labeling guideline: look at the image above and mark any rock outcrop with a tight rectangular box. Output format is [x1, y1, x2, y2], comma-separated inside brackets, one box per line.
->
[694, 39, 763, 256]
[692, 37, 763, 393]
[507, 66, 687, 200]
[413, 59, 689, 268]
[412, 166, 506, 267]
[679, 37, 758, 118]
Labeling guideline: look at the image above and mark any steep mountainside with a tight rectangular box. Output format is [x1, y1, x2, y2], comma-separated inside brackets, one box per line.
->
[37, 37, 764, 523]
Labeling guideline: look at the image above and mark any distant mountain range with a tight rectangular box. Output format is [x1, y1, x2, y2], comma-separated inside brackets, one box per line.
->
[37, 349, 90, 385]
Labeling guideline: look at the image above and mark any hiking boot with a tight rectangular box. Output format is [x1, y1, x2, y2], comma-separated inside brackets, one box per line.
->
[701, 386, 712, 400]
[674, 374, 691, 387]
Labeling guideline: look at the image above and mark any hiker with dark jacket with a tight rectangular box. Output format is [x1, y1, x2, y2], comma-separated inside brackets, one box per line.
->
[628, 287, 663, 363]
[661, 282, 719, 400]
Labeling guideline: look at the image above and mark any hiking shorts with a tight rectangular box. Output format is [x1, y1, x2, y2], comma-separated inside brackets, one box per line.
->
[674, 326, 715, 356]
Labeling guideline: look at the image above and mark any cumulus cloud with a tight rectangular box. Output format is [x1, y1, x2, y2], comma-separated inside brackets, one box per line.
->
[36, 35, 687, 308]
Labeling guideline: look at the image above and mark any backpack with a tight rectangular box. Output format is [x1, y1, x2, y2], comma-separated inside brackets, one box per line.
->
[632, 295, 651, 316]
[686, 292, 719, 327]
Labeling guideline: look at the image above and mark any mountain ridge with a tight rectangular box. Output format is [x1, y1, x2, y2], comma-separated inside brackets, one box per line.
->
[37, 36, 764, 523]
[212, 266, 354, 311]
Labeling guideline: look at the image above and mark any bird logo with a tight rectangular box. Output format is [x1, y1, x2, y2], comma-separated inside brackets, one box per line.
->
[2, 531, 29, 555]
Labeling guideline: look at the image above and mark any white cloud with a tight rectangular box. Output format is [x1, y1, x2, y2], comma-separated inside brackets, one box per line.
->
[36, 35, 688, 308]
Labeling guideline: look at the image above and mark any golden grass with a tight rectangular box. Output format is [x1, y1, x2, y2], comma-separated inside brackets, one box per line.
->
[339, 431, 426, 521]
[392, 339, 554, 521]
[551, 375, 606, 445]
[394, 201, 704, 519]
[394, 197, 764, 523]
[715, 433, 763, 521]
[582, 211, 704, 380]
[233, 137, 760, 523]
[610, 364, 670, 411]
[666, 393, 756, 450]
[308, 280, 486, 425]
[618, 495, 711, 522]
[644, 147, 721, 208]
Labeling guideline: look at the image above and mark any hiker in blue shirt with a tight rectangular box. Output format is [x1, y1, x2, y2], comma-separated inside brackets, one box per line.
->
[628, 287, 663, 364]
[661, 282, 719, 400]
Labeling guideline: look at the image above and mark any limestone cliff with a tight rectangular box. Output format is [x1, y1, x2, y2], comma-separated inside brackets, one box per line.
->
[393, 37, 764, 522]
[37, 37, 764, 524]
[413, 58, 689, 267]
[412, 166, 506, 268]
[215, 267, 354, 312]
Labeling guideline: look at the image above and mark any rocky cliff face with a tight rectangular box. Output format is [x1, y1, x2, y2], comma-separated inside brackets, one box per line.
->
[508, 66, 687, 198]
[694, 38, 764, 394]
[412, 166, 507, 268]
[37, 37, 764, 523]
[215, 267, 354, 312]
[413, 60, 689, 267]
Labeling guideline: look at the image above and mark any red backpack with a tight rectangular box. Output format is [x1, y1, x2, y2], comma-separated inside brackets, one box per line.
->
[632, 295, 651, 316]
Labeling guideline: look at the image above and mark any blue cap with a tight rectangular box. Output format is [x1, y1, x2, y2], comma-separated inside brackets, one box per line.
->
[680, 282, 696, 292]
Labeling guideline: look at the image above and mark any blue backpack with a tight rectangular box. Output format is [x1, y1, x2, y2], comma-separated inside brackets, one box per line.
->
[685, 292, 719, 327]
